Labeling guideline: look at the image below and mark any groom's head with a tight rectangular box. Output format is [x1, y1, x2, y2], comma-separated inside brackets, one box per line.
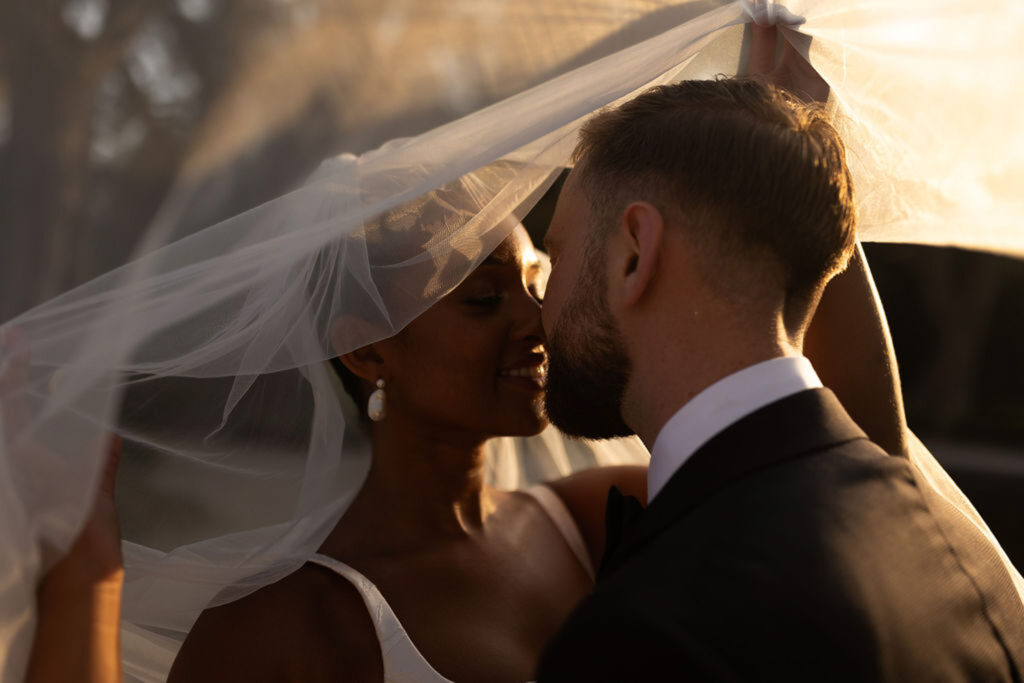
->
[542, 78, 857, 439]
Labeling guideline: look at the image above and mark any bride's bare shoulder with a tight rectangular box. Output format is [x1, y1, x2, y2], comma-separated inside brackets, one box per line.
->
[546, 465, 647, 567]
[168, 563, 382, 682]
[548, 464, 647, 510]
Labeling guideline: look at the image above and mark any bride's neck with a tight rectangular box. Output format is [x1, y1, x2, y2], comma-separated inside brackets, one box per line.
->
[330, 418, 496, 552]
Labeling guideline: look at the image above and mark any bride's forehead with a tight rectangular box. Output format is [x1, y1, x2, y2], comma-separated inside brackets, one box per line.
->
[487, 224, 539, 268]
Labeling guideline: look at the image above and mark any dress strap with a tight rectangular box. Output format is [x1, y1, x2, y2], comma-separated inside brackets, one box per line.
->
[523, 485, 596, 581]
[306, 553, 452, 682]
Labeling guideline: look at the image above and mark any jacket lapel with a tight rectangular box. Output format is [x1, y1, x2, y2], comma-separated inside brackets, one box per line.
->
[601, 388, 869, 576]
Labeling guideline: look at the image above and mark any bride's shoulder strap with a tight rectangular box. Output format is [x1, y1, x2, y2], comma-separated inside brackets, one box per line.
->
[523, 484, 596, 581]
[306, 553, 453, 683]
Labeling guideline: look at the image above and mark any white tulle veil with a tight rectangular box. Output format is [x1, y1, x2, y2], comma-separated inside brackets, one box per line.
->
[1, 0, 1023, 680]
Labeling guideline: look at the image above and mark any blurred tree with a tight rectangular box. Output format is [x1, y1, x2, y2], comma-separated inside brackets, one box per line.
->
[0, 0, 314, 319]
[1, 0, 170, 318]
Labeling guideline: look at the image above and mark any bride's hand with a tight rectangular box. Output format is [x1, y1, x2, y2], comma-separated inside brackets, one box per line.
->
[5, 326, 126, 683]
[1, 327, 124, 585]
[26, 435, 125, 683]
[42, 435, 125, 589]
[744, 20, 829, 103]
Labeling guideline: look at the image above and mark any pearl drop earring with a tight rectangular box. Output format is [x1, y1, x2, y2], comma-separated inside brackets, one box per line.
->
[367, 378, 386, 422]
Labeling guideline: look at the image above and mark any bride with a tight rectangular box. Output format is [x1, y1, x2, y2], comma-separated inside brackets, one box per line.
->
[168, 223, 645, 682]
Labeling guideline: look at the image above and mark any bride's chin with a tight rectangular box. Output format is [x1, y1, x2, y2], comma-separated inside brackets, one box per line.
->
[527, 413, 550, 436]
[501, 401, 549, 437]
[523, 401, 550, 435]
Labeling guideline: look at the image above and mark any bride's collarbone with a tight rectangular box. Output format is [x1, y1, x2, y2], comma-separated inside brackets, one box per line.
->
[328, 487, 568, 570]
[347, 530, 584, 607]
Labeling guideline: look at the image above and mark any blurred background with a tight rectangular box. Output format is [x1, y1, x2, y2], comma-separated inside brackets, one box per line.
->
[866, 244, 1024, 567]
[1, 1, 1021, 564]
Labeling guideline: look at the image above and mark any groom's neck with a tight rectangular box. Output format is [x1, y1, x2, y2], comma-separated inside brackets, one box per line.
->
[622, 311, 799, 450]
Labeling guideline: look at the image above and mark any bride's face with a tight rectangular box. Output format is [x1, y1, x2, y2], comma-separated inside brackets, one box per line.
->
[380, 225, 548, 438]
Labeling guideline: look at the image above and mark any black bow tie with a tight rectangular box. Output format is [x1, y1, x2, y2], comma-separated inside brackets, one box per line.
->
[599, 485, 646, 578]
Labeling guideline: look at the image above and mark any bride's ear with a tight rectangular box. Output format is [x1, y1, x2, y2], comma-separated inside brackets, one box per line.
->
[330, 317, 387, 382]
[337, 345, 385, 383]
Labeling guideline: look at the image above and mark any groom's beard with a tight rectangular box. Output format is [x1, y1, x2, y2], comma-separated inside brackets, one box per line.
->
[545, 271, 634, 440]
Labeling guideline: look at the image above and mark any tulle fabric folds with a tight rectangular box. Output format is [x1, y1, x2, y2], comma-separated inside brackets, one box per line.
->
[1, 0, 1022, 680]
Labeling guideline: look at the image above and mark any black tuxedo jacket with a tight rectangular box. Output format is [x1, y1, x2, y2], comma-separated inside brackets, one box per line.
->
[537, 388, 1024, 682]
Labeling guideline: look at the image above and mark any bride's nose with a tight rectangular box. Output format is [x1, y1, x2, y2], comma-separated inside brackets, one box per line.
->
[510, 288, 546, 344]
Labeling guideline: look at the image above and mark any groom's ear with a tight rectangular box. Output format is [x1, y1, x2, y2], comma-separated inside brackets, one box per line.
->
[612, 201, 664, 309]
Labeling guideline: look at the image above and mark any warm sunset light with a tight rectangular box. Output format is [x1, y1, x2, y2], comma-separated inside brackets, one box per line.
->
[2, 2, 1022, 681]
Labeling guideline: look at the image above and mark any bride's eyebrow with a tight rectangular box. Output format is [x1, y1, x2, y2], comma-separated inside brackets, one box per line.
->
[482, 256, 543, 275]
[480, 252, 541, 272]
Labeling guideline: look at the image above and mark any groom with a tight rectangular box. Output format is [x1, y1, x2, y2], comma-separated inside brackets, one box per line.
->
[536, 34, 1024, 683]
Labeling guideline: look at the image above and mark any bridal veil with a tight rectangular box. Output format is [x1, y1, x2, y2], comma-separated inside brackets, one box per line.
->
[1, 1, 1022, 680]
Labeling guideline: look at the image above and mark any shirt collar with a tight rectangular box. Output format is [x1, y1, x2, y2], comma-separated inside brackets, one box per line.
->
[647, 356, 822, 503]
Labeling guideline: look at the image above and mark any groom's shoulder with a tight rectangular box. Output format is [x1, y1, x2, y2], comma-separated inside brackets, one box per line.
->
[559, 439, 1022, 681]
[642, 430, 909, 559]
[626, 436, 940, 595]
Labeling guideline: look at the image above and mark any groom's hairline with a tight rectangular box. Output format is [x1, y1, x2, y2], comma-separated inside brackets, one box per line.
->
[568, 79, 857, 306]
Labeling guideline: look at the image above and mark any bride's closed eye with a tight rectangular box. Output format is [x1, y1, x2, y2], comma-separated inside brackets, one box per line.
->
[465, 293, 505, 308]
[462, 280, 505, 309]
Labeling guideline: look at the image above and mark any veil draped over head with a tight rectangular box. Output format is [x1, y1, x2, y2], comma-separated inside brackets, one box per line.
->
[1, 0, 1023, 680]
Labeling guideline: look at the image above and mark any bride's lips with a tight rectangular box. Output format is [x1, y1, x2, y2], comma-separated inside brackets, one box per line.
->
[498, 352, 547, 390]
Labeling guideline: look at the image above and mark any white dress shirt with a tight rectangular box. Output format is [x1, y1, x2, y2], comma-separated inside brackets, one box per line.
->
[647, 356, 822, 503]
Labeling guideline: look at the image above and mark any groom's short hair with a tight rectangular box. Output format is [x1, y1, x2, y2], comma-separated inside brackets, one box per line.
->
[572, 78, 857, 308]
